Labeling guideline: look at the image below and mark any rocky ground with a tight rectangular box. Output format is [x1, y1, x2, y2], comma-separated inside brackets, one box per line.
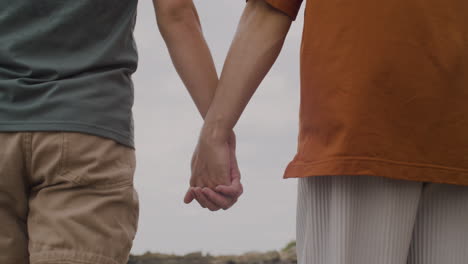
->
[128, 242, 297, 264]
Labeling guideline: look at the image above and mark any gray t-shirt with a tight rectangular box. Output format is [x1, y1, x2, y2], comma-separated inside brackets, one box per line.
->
[0, 0, 139, 147]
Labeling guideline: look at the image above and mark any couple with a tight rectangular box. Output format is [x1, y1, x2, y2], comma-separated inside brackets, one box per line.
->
[1, 0, 468, 264]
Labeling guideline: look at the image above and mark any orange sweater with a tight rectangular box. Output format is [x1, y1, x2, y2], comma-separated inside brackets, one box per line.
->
[264, 0, 468, 186]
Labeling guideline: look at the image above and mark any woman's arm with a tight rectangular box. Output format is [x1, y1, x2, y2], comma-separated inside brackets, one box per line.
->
[203, 0, 292, 137]
[190, 0, 293, 207]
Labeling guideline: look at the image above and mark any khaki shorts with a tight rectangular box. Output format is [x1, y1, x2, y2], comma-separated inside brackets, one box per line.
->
[0, 132, 139, 264]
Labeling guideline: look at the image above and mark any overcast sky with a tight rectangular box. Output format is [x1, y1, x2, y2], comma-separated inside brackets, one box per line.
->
[131, 0, 305, 255]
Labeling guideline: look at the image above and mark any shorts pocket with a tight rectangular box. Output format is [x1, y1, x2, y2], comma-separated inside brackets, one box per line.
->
[60, 132, 136, 188]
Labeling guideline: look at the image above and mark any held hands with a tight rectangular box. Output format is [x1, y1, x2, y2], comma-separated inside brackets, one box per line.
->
[184, 129, 243, 211]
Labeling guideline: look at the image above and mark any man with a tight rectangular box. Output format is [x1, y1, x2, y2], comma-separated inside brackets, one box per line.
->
[0, 0, 240, 263]
[187, 0, 468, 263]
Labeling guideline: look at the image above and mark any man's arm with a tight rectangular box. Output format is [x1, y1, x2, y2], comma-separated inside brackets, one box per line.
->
[153, 0, 242, 210]
[154, 0, 217, 117]
[190, 0, 293, 203]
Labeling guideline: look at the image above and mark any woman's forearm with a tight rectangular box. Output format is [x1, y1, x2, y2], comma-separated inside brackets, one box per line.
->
[202, 0, 293, 139]
[155, 1, 218, 118]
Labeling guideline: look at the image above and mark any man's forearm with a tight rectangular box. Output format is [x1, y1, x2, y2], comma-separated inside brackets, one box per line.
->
[202, 0, 293, 139]
[155, 1, 218, 118]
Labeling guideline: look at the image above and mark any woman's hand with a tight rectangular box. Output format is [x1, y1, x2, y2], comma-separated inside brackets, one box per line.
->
[184, 130, 243, 211]
[189, 126, 232, 189]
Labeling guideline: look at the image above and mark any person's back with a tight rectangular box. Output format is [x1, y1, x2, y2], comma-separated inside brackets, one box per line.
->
[0, 0, 138, 146]
[282, 0, 468, 186]
[0, 1, 140, 263]
[0, 0, 236, 262]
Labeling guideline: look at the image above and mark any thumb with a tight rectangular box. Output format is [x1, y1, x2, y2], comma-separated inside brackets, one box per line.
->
[184, 188, 195, 204]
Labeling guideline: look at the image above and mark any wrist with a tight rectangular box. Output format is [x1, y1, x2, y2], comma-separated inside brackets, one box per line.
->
[200, 119, 231, 143]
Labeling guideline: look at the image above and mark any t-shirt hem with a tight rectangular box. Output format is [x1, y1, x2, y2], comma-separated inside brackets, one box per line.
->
[0, 122, 134, 149]
[284, 157, 468, 186]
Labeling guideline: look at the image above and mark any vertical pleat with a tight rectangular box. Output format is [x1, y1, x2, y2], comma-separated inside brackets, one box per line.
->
[407, 183, 468, 264]
[297, 175, 423, 264]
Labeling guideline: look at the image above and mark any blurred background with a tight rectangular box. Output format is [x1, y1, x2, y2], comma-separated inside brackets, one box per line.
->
[132, 0, 304, 255]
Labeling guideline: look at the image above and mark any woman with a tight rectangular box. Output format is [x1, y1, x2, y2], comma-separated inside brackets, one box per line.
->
[187, 0, 468, 264]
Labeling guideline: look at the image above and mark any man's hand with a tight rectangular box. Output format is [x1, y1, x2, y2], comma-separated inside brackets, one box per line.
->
[184, 131, 243, 211]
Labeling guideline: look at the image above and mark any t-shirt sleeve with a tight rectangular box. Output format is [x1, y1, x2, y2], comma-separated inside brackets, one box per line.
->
[263, 0, 303, 20]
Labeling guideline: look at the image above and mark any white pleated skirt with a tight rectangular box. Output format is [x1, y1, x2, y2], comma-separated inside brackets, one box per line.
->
[297, 175, 468, 264]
